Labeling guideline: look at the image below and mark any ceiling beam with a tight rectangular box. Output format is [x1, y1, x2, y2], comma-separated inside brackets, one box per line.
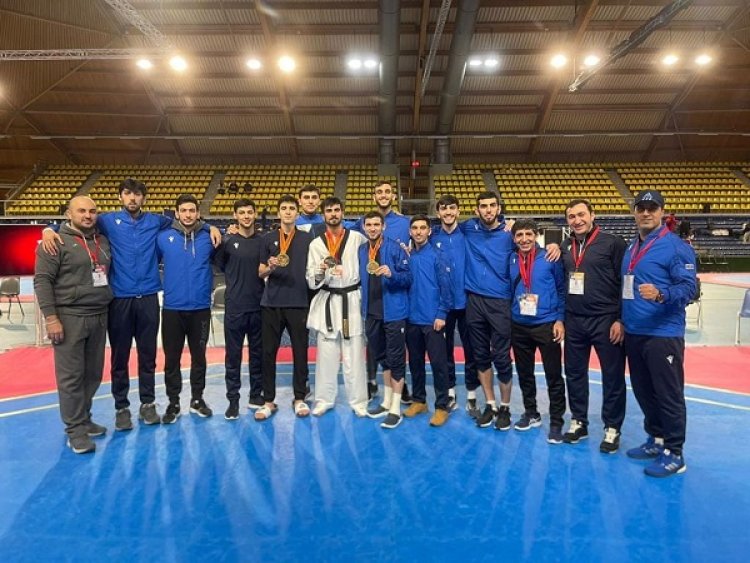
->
[0, 7, 112, 36]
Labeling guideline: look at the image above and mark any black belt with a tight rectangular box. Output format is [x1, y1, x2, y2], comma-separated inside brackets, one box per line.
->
[321, 282, 360, 339]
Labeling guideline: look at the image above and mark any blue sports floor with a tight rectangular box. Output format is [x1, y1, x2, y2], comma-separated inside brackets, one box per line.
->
[1, 364, 749, 562]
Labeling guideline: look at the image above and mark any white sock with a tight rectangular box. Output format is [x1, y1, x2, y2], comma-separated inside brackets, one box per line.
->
[382, 387, 393, 410]
[487, 400, 497, 409]
[655, 437, 665, 446]
[499, 402, 510, 408]
[389, 393, 402, 416]
[449, 387, 456, 398]
[467, 390, 477, 400]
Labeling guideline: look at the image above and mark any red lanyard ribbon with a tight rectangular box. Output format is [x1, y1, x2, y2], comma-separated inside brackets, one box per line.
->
[628, 226, 668, 273]
[571, 226, 600, 270]
[518, 246, 537, 293]
[76, 235, 101, 266]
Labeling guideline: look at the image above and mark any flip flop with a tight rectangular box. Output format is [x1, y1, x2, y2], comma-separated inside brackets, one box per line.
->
[294, 401, 311, 418]
[254, 404, 277, 421]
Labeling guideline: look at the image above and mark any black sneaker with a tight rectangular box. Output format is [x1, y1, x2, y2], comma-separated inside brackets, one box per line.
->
[86, 420, 107, 437]
[563, 419, 589, 444]
[161, 402, 181, 424]
[494, 406, 511, 431]
[446, 396, 458, 412]
[548, 425, 564, 444]
[476, 405, 496, 428]
[139, 403, 161, 425]
[380, 413, 402, 429]
[367, 380, 379, 401]
[190, 398, 213, 418]
[115, 408, 133, 431]
[367, 405, 389, 419]
[514, 412, 542, 431]
[465, 398, 481, 419]
[67, 434, 95, 454]
[247, 395, 264, 410]
[401, 384, 413, 405]
[599, 427, 621, 454]
[225, 400, 240, 420]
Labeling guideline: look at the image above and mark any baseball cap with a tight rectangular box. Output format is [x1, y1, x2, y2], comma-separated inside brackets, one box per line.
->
[633, 190, 665, 208]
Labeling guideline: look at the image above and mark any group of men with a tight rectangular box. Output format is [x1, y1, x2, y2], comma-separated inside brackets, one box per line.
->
[35, 179, 696, 479]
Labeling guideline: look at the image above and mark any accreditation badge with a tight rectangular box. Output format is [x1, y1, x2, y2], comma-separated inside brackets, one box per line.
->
[92, 265, 109, 287]
[622, 274, 635, 300]
[568, 272, 585, 295]
[519, 293, 539, 316]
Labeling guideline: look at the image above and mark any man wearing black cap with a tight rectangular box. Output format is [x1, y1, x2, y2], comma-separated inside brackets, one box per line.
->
[621, 190, 696, 477]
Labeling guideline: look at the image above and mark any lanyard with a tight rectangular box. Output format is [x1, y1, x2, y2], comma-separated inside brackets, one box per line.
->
[571, 226, 600, 270]
[279, 227, 296, 254]
[518, 246, 537, 293]
[325, 229, 345, 259]
[75, 235, 101, 267]
[368, 238, 382, 261]
[628, 226, 668, 273]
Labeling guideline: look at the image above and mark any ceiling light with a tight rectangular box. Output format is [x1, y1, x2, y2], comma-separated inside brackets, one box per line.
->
[484, 58, 499, 68]
[363, 58, 378, 69]
[662, 53, 679, 66]
[347, 58, 362, 70]
[550, 54, 568, 69]
[246, 58, 262, 70]
[169, 55, 188, 72]
[278, 55, 296, 73]
[695, 53, 713, 66]
[136, 58, 153, 70]
[583, 54, 601, 68]
[468, 58, 483, 67]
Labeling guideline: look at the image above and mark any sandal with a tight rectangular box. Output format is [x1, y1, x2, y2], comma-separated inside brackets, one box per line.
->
[294, 401, 311, 418]
[254, 404, 277, 421]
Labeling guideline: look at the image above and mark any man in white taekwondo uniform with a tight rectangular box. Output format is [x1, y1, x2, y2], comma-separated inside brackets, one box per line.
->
[306, 197, 369, 417]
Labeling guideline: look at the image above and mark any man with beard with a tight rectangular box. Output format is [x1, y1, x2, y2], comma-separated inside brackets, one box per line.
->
[158, 195, 217, 424]
[35, 196, 113, 454]
[306, 197, 368, 416]
[213, 198, 265, 419]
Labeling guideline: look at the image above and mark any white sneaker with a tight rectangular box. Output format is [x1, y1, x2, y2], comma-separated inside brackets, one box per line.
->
[312, 402, 331, 417]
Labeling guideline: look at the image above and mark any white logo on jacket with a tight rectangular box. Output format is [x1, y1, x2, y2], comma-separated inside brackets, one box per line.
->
[168, 236, 174, 243]
[115, 219, 121, 225]
[234, 242, 239, 249]
[666, 355, 674, 365]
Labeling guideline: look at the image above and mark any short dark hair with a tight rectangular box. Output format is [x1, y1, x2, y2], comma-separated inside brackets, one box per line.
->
[233, 198, 256, 213]
[565, 198, 593, 214]
[119, 178, 146, 196]
[363, 210, 384, 223]
[175, 194, 198, 209]
[475, 191, 500, 206]
[373, 180, 393, 192]
[410, 214, 430, 227]
[511, 218, 539, 234]
[322, 196, 343, 211]
[298, 184, 320, 197]
[437, 194, 460, 209]
[277, 194, 298, 208]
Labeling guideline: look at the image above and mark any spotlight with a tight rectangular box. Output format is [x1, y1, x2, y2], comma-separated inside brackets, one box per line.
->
[363, 58, 378, 69]
[246, 58, 262, 70]
[169, 55, 188, 72]
[484, 58, 499, 68]
[550, 54, 568, 69]
[347, 58, 362, 70]
[468, 58, 483, 67]
[278, 55, 296, 73]
[583, 54, 601, 68]
[695, 53, 713, 66]
[136, 58, 153, 70]
[661, 53, 679, 66]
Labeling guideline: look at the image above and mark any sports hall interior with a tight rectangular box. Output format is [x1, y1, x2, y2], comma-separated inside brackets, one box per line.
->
[1, 1, 749, 561]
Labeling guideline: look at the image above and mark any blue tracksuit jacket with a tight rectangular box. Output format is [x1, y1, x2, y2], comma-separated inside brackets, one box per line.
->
[461, 217, 514, 299]
[509, 246, 566, 325]
[359, 237, 411, 322]
[157, 222, 215, 311]
[432, 225, 467, 310]
[408, 241, 454, 325]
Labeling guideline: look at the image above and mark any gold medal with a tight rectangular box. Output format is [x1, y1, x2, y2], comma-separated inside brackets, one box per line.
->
[367, 238, 383, 275]
[366, 260, 379, 274]
[323, 256, 338, 268]
[276, 253, 290, 267]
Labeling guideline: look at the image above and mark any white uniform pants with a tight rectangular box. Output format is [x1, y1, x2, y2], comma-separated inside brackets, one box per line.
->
[314, 333, 367, 411]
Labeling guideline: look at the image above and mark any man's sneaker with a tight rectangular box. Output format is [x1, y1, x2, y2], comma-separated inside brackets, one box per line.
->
[248, 396, 264, 410]
[225, 400, 240, 420]
[563, 419, 589, 444]
[404, 402, 428, 417]
[139, 403, 160, 425]
[190, 398, 213, 418]
[547, 425, 564, 444]
[429, 409, 450, 427]
[401, 385, 413, 405]
[367, 380, 379, 400]
[161, 403, 181, 424]
[86, 420, 107, 437]
[626, 436, 664, 460]
[644, 449, 686, 478]
[465, 398, 481, 419]
[115, 408, 133, 431]
[599, 427, 621, 454]
[494, 406, 512, 431]
[514, 412, 542, 432]
[476, 405, 496, 428]
[380, 413, 402, 429]
[367, 405, 389, 419]
[446, 396, 458, 412]
[67, 434, 95, 454]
